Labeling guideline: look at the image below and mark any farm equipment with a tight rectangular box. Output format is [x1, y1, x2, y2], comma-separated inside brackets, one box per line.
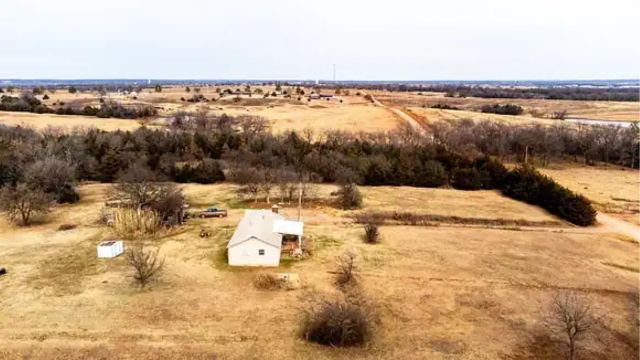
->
[199, 208, 228, 218]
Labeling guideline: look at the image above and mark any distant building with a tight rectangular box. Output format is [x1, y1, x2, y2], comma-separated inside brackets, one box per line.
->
[227, 210, 303, 267]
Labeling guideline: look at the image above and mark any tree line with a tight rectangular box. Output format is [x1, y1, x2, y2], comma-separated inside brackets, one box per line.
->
[426, 119, 639, 168]
[0, 93, 157, 119]
[322, 83, 640, 102]
[0, 111, 610, 225]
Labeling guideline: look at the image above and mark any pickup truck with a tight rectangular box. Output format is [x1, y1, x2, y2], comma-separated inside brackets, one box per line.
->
[199, 208, 228, 218]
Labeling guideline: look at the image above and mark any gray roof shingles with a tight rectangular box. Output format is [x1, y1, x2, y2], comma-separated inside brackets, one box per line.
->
[227, 210, 284, 249]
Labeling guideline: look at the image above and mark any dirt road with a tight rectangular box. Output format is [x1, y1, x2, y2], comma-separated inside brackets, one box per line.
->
[367, 93, 426, 132]
[597, 213, 640, 242]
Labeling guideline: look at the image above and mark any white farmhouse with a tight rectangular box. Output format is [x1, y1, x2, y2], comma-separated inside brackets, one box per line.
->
[227, 210, 303, 267]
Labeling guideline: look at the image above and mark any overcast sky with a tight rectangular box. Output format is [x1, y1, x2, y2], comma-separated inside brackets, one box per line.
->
[1, 0, 639, 80]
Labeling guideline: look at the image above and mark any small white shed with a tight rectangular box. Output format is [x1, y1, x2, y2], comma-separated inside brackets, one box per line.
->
[97, 240, 124, 258]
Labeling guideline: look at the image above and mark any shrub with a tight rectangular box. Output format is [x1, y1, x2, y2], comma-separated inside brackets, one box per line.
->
[253, 273, 284, 290]
[431, 103, 460, 110]
[126, 244, 164, 288]
[480, 104, 524, 115]
[173, 159, 225, 184]
[56, 184, 80, 203]
[551, 110, 568, 120]
[42, 94, 50, 100]
[357, 214, 381, 244]
[418, 160, 448, 187]
[501, 166, 596, 226]
[335, 251, 358, 288]
[300, 295, 370, 347]
[450, 168, 483, 190]
[57, 223, 77, 231]
[336, 183, 362, 210]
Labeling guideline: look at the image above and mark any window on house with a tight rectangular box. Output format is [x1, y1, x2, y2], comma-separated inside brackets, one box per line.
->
[258, 249, 265, 255]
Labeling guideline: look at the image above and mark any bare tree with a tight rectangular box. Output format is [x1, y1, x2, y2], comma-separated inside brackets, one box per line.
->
[110, 164, 185, 222]
[0, 183, 53, 226]
[551, 110, 569, 120]
[545, 291, 598, 360]
[126, 244, 165, 288]
[230, 167, 261, 202]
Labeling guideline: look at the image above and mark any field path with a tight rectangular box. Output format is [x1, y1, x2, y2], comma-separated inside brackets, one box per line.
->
[597, 213, 640, 242]
[367, 93, 426, 132]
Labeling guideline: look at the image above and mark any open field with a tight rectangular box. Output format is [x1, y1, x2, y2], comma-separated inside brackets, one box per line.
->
[540, 165, 640, 226]
[2, 86, 638, 135]
[0, 182, 637, 359]
[374, 90, 640, 122]
[2, 86, 401, 134]
[0, 111, 149, 132]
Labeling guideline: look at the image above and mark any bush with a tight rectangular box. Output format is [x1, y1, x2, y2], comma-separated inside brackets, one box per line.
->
[42, 94, 50, 100]
[357, 214, 381, 244]
[57, 223, 77, 231]
[501, 166, 596, 226]
[336, 183, 362, 210]
[335, 251, 358, 288]
[430, 103, 460, 110]
[418, 160, 448, 187]
[56, 184, 80, 204]
[253, 273, 284, 290]
[172, 159, 225, 184]
[450, 168, 483, 190]
[126, 244, 164, 288]
[480, 104, 524, 115]
[300, 295, 370, 347]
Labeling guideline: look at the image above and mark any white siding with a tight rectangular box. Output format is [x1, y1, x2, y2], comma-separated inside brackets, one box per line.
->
[228, 237, 280, 267]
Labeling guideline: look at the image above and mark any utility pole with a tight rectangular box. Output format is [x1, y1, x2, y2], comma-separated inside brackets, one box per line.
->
[297, 181, 303, 250]
[297, 181, 302, 221]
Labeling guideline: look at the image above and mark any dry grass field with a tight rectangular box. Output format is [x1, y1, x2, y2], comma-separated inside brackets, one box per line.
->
[374, 90, 640, 122]
[540, 165, 640, 226]
[2, 86, 401, 134]
[0, 111, 148, 132]
[0, 182, 637, 359]
[3, 86, 638, 135]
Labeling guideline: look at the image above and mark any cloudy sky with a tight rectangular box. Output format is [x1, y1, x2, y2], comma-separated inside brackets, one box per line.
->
[1, 0, 638, 80]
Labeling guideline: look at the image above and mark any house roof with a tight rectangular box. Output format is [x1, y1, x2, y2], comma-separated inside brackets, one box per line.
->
[273, 219, 303, 236]
[227, 210, 284, 249]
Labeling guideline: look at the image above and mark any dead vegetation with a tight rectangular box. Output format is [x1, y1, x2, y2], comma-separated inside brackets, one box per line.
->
[300, 292, 371, 347]
[112, 208, 162, 237]
[354, 210, 563, 227]
[335, 250, 358, 289]
[253, 273, 284, 290]
[1, 175, 637, 358]
[57, 223, 77, 231]
[544, 291, 599, 360]
[126, 244, 165, 288]
[357, 213, 381, 244]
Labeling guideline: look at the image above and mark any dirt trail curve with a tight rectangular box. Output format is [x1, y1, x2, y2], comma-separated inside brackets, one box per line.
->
[367, 93, 426, 133]
[596, 213, 640, 242]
